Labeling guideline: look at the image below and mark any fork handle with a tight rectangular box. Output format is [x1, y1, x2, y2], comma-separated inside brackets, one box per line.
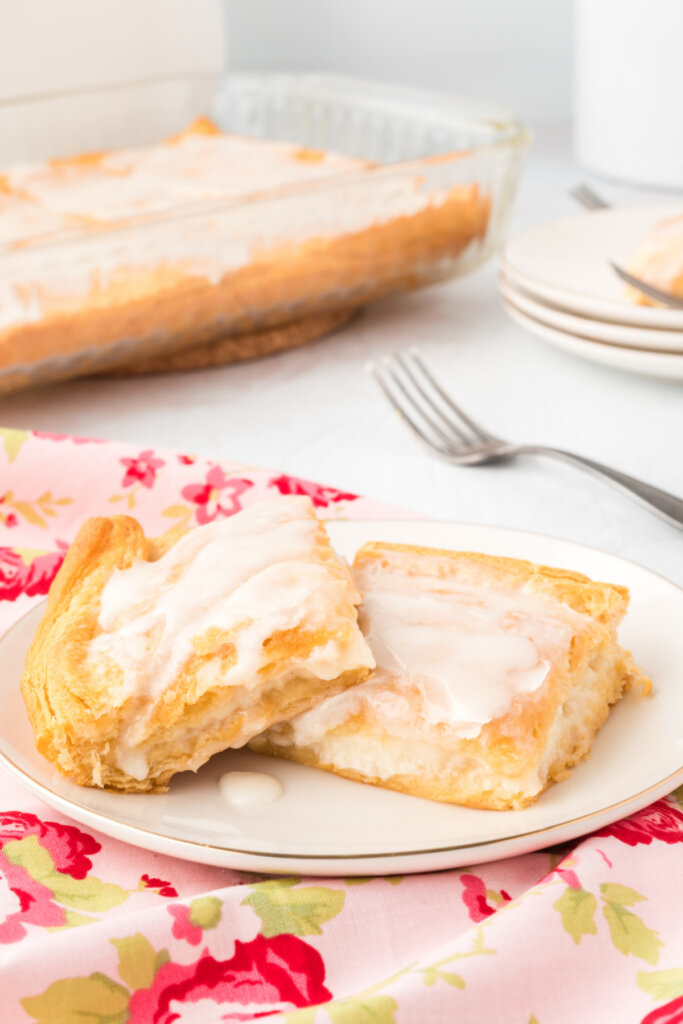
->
[520, 446, 683, 529]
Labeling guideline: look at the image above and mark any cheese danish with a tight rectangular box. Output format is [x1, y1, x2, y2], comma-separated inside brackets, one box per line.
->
[20, 496, 374, 792]
[251, 542, 650, 810]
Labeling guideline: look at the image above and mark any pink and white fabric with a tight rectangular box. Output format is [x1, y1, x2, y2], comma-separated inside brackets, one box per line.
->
[0, 429, 681, 1024]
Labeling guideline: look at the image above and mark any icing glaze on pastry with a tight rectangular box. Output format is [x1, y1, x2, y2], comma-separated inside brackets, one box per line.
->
[219, 771, 284, 809]
[19, 495, 375, 792]
[287, 556, 586, 744]
[252, 541, 650, 810]
[91, 496, 366, 700]
[0, 121, 450, 332]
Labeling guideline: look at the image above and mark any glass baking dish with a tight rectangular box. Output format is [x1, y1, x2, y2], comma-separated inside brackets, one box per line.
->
[0, 74, 530, 393]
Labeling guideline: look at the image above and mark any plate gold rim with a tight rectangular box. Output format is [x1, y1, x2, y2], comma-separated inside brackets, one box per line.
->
[2, 520, 683, 864]
[1, 743, 682, 862]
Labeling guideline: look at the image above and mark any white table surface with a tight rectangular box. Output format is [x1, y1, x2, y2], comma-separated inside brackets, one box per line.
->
[2, 126, 682, 585]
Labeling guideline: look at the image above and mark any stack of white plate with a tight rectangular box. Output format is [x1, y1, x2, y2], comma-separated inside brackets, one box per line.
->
[500, 205, 683, 381]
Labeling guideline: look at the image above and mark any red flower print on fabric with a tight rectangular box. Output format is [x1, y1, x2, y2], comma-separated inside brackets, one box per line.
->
[0, 544, 67, 603]
[592, 800, 683, 847]
[140, 874, 178, 898]
[641, 996, 683, 1024]
[461, 874, 512, 922]
[128, 935, 331, 1022]
[0, 497, 19, 529]
[538, 855, 581, 890]
[0, 811, 100, 880]
[120, 450, 165, 489]
[168, 904, 202, 946]
[177, 454, 196, 465]
[181, 467, 253, 525]
[269, 473, 358, 508]
[0, 548, 27, 601]
[0, 850, 65, 944]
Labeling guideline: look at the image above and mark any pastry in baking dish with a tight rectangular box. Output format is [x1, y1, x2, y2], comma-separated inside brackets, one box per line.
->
[0, 118, 490, 393]
[20, 495, 374, 792]
[626, 212, 683, 306]
[251, 542, 650, 810]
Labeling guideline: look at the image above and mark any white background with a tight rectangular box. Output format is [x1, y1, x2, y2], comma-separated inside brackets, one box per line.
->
[1, 1, 681, 587]
[223, 0, 573, 124]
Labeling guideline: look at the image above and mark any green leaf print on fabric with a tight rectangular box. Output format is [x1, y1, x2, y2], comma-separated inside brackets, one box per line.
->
[188, 894, 222, 929]
[638, 968, 683, 1001]
[327, 995, 398, 1023]
[154, 949, 171, 973]
[422, 967, 466, 988]
[243, 878, 345, 937]
[47, 910, 96, 931]
[47, 872, 129, 912]
[0, 428, 29, 463]
[283, 1009, 317, 1024]
[21, 973, 129, 1024]
[111, 933, 159, 991]
[554, 887, 598, 944]
[600, 883, 663, 964]
[4, 836, 128, 912]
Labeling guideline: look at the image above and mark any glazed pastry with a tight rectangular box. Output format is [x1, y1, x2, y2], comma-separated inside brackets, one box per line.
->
[251, 542, 651, 810]
[0, 118, 489, 393]
[20, 496, 374, 792]
[626, 213, 683, 306]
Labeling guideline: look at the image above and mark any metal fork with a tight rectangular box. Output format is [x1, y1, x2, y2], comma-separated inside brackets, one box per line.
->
[569, 183, 610, 211]
[570, 183, 683, 310]
[370, 349, 683, 529]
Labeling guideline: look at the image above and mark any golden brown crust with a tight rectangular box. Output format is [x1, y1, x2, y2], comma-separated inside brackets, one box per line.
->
[20, 506, 372, 792]
[354, 542, 630, 625]
[251, 542, 651, 810]
[0, 183, 489, 393]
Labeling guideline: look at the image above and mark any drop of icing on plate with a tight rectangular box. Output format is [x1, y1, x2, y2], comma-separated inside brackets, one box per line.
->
[219, 771, 284, 809]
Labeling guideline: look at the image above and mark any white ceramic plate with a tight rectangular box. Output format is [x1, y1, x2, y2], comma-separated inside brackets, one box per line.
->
[1, 520, 682, 877]
[500, 205, 683, 329]
[503, 297, 683, 381]
[499, 273, 683, 353]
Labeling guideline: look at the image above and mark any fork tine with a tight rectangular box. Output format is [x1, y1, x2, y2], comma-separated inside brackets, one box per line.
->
[570, 183, 610, 211]
[406, 348, 496, 444]
[393, 351, 474, 446]
[369, 361, 453, 458]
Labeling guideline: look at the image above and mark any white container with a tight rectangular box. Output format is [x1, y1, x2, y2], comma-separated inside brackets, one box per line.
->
[574, 0, 683, 189]
[0, 0, 225, 163]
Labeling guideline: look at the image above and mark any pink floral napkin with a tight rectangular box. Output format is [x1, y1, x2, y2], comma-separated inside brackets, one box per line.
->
[1, 428, 682, 1024]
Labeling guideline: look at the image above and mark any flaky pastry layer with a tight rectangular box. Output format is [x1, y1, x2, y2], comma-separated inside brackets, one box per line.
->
[0, 119, 490, 391]
[20, 498, 373, 792]
[251, 543, 651, 810]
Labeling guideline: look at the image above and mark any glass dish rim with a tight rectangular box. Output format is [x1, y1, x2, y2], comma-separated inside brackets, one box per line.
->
[0, 71, 531, 260]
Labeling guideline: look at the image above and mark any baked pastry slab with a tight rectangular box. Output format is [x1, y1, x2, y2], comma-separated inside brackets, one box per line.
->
[626, 212, 683, 306]
[0, 119, 490, 392]
[20, 496, 374, 792]
[251, 542, 651, 810]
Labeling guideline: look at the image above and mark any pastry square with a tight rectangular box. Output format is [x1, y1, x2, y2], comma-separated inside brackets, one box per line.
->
[0, 118, 489, 391]
[627, 212, 683, 305]
[20, 495, 374, 792]
[251, 542, 651, 810]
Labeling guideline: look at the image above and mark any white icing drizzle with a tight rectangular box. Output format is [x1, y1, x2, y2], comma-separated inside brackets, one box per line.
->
[219, 771, 284, 809]
[0, 129, 455, 334]
[287, 555, 588, 744]
[88, 496, 373, 778]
